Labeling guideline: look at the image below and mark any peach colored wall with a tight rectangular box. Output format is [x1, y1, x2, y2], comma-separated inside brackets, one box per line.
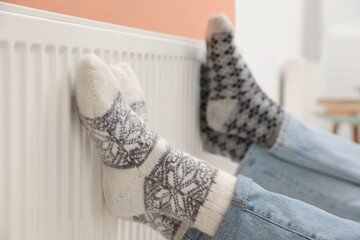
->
[4, 0, 235, 40]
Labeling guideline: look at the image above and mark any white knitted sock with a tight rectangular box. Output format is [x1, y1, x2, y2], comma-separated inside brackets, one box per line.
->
[111, 62, 188, 240]
[111, 62, 149, 122]
[76, 54, 236, 236]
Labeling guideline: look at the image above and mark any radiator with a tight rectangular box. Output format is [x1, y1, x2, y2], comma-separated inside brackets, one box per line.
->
[0, 3, 210, 240]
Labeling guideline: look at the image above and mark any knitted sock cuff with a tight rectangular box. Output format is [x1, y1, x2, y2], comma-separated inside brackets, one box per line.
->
[193, 170, 237, 236]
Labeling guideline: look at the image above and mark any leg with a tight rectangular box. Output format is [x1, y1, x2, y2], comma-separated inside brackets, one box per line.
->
[184, 176, 360, 240]
[201, 15, 360, 185]
[236, 144, 360, 222]
[267, 114, 360, 185]
[197, 14, 360, 238]
[200, 19, 360, 222]
[201, 16, 360, 188]
[77, 55, 236, 238]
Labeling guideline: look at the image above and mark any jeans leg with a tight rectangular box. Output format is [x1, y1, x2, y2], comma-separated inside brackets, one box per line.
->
[183, 176, 360, 240]
[236, 144, 360, 222]
[269, 114, 360, 185]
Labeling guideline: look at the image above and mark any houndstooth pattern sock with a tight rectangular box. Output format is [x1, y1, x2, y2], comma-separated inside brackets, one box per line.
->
[76, 54, 236, 237]
[111, 62, 188, 240]
[205, 14, 285, 147]
[200, 64, 252, 161]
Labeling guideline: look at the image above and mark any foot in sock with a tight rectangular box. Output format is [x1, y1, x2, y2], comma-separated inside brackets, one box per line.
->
[205, 14, 285, 147]
[200, 64, 252, 161]
[111, 62, 188, 239]
[76, 55, 236, 237]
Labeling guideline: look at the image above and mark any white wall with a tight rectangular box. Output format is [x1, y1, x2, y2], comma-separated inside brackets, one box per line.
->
[235, 0, 304, 102]
[234, 0, 360, 141]
[320, 0, 360, 99]
[233, 0, 327, 133]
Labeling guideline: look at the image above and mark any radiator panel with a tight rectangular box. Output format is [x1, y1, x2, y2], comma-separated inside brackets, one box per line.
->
[0, 3, 207, 240]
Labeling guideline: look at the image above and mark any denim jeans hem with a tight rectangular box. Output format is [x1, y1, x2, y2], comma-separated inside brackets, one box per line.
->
[183, 176, 252, 240]
[268, 113, 291, 155]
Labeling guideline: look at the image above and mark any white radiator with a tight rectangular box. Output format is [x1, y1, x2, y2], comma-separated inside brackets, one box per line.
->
[0, 3, 213, 240]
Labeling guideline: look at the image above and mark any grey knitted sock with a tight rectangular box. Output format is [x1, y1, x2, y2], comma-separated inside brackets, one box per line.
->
[200, 64, 252, 161]
[205, 14, 284, 147]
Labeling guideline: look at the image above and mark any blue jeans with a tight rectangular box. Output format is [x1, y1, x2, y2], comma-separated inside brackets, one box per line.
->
[184, 176, 360, 240]
[237, 114, 360, 222]
[184, 115, 360, 239]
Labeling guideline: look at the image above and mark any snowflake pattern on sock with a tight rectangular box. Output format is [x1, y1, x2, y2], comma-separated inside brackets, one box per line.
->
[200, 64, 252, 161]
[134, 212, 183, 240]
[80, 92, 158, 169]
[206, 32, 284, 146]
[129, 100, 187, 240]
[144, 146, 217, 224]
[130, 101, 149, 124]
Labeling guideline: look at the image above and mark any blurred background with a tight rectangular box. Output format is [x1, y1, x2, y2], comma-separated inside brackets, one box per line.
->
[235, 0, 360, 143]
